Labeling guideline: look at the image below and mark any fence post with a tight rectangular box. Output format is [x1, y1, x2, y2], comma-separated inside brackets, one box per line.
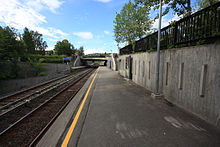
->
[173, 22, 177, 46]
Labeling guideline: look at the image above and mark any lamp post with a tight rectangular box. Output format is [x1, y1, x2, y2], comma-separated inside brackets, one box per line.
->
[155, 0, 162, 95]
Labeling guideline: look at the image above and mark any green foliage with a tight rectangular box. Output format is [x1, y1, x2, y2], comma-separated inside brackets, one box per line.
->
[0, 26, 24, 60]
[113, 0, 152, 44]
[22, 27, 35, 54]
[78, 46, 84, 56]
[195, 0, 219, 10]
[135, 0, 192, 17]
[84, 53, 110, 57]
[10, 57, 21, 78]
[48, 50, 54, 55]
[26, 54, 69, 63]
[94, 61, 103, 64]
[28, 57, 46, 76]
[147, 48, 156, 53]
[54, 39, 75, 56]
[0, 57, 21, 80]
[0, 26, 47, 62]
[196, 39, 206, 45]
[38, 72, 47, 77]
[22, 27, 47, 55]
[131, 40, 136, 53]
[160, 38, 165, 41]
[169, 20, 176, 27]
[0, 71, 10, 80]
[168, 45, 174, 49]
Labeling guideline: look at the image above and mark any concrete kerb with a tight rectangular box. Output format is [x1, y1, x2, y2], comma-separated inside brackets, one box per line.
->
[36, 68, 97, 147]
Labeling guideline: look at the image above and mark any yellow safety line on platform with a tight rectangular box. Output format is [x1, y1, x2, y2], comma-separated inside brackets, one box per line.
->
[61, 67, 100, 147]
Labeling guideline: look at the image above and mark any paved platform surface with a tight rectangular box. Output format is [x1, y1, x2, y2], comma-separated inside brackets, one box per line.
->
[61, 67, 220, 147]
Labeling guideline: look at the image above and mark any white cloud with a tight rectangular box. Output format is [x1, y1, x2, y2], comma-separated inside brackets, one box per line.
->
[27, 26, 68, 41]
[77, 41, 84, 45]
[104, 30, 110, 35]
[26, 0, 63, 13]
[0, 0, 46, 29]
[73, 32, 93, 39]
[0, 0, 67, 41]
[48, 38, 58, 42]
[95, 0, 112, 3]
[47, 27, 68, 38]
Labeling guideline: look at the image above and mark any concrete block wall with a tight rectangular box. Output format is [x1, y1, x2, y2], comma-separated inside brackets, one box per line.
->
[0, 62, 70, 78]
[107, 54, 118, 71]
[117, 43, 220, 128]
[118, 52, 164, 93]
[0, 63, 70, 96]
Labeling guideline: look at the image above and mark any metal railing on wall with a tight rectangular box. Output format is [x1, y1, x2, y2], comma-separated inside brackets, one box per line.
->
[120, 2, 220, 55]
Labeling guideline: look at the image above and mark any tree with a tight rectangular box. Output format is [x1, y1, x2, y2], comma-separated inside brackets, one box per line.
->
[0, 26, 24, 60]
[54, 39, 75, 56]
[33, 31, 47, 55]
[22, 27, 47, 55]
[113, 0, 151, 44]
[48, 50, 54, 55]
[195, 0, 219, 10]
[0, 26, 25, 78]
[22, 27, 35, 54]
[78, 46, 84, 56]
[135, 0, 192, 17]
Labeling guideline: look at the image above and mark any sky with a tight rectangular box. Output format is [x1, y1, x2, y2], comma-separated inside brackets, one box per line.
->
[0, 0, 197, 54]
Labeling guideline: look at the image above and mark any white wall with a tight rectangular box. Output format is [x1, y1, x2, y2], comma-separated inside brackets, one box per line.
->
[117, 43, 220, 128]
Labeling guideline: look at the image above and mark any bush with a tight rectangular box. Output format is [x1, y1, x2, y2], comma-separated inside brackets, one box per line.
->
[147, 48, 156, 53]
[24, 54, 70, 63]
[38, 72, 47, 77]
[0, 72, 10, 80]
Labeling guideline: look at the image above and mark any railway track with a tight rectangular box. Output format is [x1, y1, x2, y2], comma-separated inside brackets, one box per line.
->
[0, 68, 86, 114]
[0, 68, 90, 133]
[0, 68, 96, 146]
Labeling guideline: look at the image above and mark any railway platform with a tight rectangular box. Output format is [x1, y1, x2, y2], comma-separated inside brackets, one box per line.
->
[37, 67, 220, 147]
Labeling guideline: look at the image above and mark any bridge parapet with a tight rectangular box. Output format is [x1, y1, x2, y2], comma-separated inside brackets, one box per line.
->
[81, 57, 107, 61]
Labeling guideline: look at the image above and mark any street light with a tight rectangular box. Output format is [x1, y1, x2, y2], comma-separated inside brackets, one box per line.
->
[155, 0, 162, 95]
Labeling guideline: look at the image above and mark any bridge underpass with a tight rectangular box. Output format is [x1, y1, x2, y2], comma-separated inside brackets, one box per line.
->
[81, 57, 108, 66]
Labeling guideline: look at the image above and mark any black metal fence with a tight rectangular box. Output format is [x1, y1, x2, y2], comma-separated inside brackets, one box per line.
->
[120, 2, 220, 55]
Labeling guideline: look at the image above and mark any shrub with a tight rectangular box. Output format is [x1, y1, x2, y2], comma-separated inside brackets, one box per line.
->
[38, 72, 47, 77]
[147, 48, 156, 53]
[25, 54, 70, 63]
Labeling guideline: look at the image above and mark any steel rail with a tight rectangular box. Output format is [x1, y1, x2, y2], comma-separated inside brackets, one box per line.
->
[0, 69, 88, 117]
[29, 68, 95, 146]
[0, 67, 87, 101]
[0, 69, 94, 138]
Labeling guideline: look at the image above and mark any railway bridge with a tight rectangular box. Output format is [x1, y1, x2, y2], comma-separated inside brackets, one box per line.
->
[73, 56, 108, 67]
[81, 57, 108, 66]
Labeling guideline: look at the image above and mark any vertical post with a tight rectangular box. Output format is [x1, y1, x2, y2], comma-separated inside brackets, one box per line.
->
[173, 22, 177, 47]
[155, 0, 162, 94]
